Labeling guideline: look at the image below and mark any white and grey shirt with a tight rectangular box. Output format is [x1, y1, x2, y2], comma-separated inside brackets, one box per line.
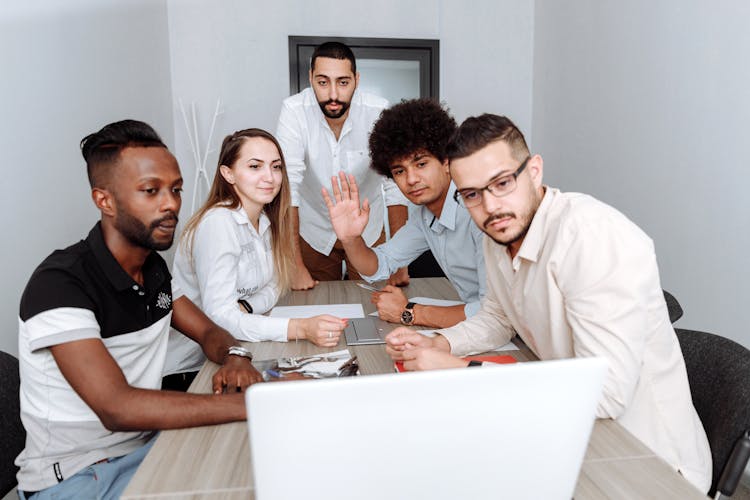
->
[16, 222, 180, 492]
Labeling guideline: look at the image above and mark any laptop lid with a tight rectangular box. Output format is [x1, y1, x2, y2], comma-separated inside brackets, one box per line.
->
[344, 317, 398, 345]
[246, 357, 606, 500]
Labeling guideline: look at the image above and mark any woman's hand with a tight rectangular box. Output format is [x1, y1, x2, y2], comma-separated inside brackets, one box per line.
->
[290, 315, 348, 347]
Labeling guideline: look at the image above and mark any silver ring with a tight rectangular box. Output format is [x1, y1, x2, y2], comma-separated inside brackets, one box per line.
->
[328, 331, 333, 339]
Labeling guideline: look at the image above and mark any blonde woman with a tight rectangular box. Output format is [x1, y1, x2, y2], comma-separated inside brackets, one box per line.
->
[164, 129, 347, 380]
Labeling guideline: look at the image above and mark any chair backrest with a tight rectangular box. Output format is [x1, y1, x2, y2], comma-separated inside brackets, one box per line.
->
[0, 350, 25, 497]
[663, 289, 683, 323]
[675, 329, 750, 495]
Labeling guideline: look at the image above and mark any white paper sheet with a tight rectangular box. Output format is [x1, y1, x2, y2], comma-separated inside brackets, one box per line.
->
[270, 303, 365, 319]
[369, 296, 464, 316]
[488, 342, 520, 352]
[413, 330, 519, 351]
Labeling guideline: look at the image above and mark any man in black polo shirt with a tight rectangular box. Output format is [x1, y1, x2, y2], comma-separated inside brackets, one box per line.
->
[15, 120, 263, 500]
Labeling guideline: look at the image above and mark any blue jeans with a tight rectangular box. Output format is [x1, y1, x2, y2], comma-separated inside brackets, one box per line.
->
[18, 437, 156, 500]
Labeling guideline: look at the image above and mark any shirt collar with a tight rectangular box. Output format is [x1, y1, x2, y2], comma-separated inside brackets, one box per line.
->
[436, 182, 459, 231]
[516, 186, 557, 264]
[423, 182, 459, 234]
[86, 222, 164, 292]
[229, 205, 272, 236]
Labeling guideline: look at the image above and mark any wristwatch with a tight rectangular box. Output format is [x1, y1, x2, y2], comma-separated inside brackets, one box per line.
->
[400, 302, 417, 326]
[226, 345, 253, 362]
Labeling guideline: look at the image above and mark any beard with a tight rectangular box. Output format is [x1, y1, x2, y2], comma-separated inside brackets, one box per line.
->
[483, 211, 532, 247]
[483, 190, 542, 248]
[114, 207, 178, 251]
[318, 98, 351, 119]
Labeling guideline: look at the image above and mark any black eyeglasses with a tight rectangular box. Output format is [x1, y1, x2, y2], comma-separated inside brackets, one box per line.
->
[453, 156, 530, 208]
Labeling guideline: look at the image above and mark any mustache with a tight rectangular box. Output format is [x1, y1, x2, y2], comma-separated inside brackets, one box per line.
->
[324, 99, 345, 106]
[150, 212, 179, 229]
[483, 212, 515, 229]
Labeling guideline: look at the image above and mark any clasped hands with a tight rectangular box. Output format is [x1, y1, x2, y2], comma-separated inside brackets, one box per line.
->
[385, 328, 469, 371]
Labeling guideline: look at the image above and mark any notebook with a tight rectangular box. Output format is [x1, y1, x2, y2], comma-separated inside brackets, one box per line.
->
[246, 356, 607, 500]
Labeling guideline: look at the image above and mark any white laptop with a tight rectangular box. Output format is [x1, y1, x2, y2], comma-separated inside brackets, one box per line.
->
[245, 357, 607, 500]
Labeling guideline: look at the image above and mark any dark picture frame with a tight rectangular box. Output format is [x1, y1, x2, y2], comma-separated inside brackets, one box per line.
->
[288, 36, 440, 98]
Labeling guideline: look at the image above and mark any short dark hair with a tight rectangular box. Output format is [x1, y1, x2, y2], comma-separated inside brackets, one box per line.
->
[369, 98, 457, 178]
[81, 119, 167, 188]
[446, 114, 529, 163]
[311, 41, 356, 74]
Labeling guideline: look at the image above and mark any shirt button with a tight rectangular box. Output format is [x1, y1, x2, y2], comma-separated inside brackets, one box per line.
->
[138, 291, 145, 296]
[132, 285, 139, 291]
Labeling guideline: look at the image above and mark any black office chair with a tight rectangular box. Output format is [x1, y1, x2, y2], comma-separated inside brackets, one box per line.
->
[663, 289, 684, 323]
[407, 250, 446, 279]
[676, 329, 750, 498]
[0, 350, 25, 497]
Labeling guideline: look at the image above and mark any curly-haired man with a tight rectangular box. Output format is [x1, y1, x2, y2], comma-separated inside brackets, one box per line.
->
[323, 99, 486, 329]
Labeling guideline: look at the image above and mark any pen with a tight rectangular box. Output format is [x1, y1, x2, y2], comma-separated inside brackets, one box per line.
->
[356, 282, 379, 292]
[264, 369, 283, 381]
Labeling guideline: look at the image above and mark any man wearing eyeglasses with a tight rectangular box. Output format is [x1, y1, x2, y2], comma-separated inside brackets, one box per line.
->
[322, 99, 486, 329]
[385, 113, 712, 493]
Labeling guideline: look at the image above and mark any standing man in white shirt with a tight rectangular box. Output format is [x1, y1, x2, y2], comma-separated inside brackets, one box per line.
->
[385, 114, 712, 492]
[276, 41, 408, 290]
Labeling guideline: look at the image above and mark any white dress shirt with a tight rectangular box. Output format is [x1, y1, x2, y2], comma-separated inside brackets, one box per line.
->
[276, 87, 407, 255]
[363, 183, 486, 317]
[164, 206, 289, 375]
[438, 187, 712, 492]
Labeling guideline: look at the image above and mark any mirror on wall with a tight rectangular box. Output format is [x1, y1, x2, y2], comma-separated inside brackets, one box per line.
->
[288, 36, 439, 101]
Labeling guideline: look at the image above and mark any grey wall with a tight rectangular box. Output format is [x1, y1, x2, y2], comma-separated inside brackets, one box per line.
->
[2, 0, 745, 355]
[165, 0, 535, 225]
[532, 0, 749, 349]
[0, 0, 175, 356]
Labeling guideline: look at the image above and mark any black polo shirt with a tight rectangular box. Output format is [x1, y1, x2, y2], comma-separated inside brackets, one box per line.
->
[20, 222, 174, 343]
[16, 222, 180, 492]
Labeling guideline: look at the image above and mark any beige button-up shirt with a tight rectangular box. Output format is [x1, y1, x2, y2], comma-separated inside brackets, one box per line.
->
[439, 187, 711, 492]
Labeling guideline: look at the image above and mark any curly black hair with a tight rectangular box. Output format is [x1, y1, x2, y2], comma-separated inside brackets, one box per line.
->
[369, 98, 457, 178]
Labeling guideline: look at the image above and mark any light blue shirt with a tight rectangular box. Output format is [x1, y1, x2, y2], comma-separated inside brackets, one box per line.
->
[363, 183, 486, 317]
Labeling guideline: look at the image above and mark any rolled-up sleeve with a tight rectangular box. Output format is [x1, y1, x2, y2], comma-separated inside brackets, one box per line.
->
[276, 101, 306, 207]
[382, 177, 408, 206]
[361, 219, 430, 282]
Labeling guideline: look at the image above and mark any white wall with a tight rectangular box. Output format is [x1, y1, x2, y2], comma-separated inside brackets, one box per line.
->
[532, 0, 750, 348]
[5, 0, 744, 353]
[0, 0, 174, 356]
[165, 0, 535, 221]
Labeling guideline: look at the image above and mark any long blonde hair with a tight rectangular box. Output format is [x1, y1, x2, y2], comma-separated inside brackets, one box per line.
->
[181, 128, 294, 293]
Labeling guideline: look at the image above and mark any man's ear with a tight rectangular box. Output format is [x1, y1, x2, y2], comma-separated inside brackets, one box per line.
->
[442, 158, 450, 173]
[354, 71, 360, 87]
[528, 154, 544, 188]
[92, 187, 115, 217]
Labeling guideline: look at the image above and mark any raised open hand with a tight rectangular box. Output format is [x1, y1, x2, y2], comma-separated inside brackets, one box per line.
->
[321, 172, 370, 243]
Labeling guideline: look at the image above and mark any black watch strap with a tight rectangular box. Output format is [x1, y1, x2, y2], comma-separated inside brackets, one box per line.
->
[467, 360, 483, 367]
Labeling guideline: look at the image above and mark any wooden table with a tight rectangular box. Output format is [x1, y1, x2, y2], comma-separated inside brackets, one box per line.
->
[122, 278, 706, 499]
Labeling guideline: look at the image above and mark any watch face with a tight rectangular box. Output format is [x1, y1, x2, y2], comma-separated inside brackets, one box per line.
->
[401, 310, 414, 325]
